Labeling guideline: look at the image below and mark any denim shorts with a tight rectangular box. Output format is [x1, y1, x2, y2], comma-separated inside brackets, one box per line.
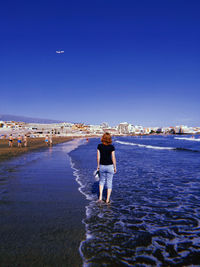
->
[99, 164, 114, 189]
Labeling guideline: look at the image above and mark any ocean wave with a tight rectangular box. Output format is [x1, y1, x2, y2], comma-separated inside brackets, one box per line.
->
[175, 137, 200, 142]
[116, 141, 200, 153]
[116, 140, 174, 150]
[69, 137, 200, 266]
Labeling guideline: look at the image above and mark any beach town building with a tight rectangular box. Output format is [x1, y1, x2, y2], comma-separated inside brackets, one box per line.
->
[80, 123, 118, 135]
[174, 126, 183, 134]
[128, 124, 136, 134]
[174, 125, 195, 134]
[155, 127, 164, 134]
[134, 125, 144, 135]
[101, 122, 109, 129]
[2, 121, 16, 129]
[161, 127, 170, 134]
[27, 122, 73, 133]
[0, 119, 199, 138]
[71, 123, 88, 132]
[86, 124, 103, 135]
[194, 127, 200, 134]
[178, 125, 200, 134]
[1, 121, 27, 131]
[146, 127, 156, 134]
[103, 127, 119, 135]
[118, 122, 129, 134]
[0, 121, 28, 137]
[143, 127, 151, 134]
[117, 123, 146, 135]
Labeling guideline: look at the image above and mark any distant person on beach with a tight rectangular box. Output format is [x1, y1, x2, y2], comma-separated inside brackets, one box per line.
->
[49, 135, 52, 146]
[97, 132, 117, 203]
[45, 135, 49, 146]
[9, 134, 13, 147]
[18, 135, 22, 148]
[24, 135, 28, 147]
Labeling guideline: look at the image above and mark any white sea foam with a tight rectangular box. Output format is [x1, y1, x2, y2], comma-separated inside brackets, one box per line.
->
[175, 137, 200, 142]
[70, 159, 93, 201]
[63, 138, 92, 200]
[67, 140, 95, 266]
[69, 137, 199, 266]
[61, 138, 85, 153]
[116, 140, 174, 150]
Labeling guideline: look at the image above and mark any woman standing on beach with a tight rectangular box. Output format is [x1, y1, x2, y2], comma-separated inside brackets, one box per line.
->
[24, 135, 28, 147]
[45, 135, 49, 146]
[18, 135, 22, 148]
[49, 135, 53, 146]
[97, 132, 117, 203]
[9, 134, 13, 147]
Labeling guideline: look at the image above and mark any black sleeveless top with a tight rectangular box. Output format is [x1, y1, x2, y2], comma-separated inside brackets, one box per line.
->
[97, 144, 115, 165]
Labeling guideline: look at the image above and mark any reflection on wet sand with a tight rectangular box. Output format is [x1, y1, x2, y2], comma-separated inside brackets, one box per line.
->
[0, 140, 86, 267]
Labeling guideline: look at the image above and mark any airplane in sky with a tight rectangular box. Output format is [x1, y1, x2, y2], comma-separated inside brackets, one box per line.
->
[56, 50, 64, 54]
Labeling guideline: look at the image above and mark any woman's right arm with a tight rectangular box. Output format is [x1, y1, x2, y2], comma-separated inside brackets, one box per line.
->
[112, 151, 117, 173]
[97, 149, 100, 170]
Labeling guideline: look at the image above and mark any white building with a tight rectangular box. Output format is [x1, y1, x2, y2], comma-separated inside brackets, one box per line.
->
[87, 124, 104, 134]
[134, 125, 144, 134]
[118, 122, 129, 134]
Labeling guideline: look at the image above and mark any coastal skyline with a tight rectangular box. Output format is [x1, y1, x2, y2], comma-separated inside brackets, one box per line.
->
[1, 1, 200, 127]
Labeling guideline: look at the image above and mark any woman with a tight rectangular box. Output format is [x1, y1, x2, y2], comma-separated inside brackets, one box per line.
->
[24, 135, 28, 147]
[17, 135, 22, 148]
[45, 135, 49, 146]
[97, 132, 117, 203]
[9, 134, 13, 147]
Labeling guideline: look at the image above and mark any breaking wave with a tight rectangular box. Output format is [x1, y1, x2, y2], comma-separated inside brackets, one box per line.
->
[116, 140, 200, 153]
[116, 140, 173, 150]
[175, 137, 200, 142]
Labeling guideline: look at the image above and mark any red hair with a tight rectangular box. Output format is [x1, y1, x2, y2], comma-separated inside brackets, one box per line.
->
[101, 132, 112, 145]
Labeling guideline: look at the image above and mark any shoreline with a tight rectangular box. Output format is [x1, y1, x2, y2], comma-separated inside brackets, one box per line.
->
[0, 137, 77, 161]
[0, 139, 87, 267]
[1, 133, 198, 162]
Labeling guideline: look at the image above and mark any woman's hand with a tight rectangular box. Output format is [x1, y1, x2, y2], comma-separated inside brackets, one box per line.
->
[114, 167, 117, 173]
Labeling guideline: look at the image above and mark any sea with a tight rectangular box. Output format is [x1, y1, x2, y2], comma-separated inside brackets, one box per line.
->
[69, 135, 200, 266]
[0, 135, 200, 266]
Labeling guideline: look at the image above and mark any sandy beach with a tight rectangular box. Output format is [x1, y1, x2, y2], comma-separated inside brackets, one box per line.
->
[0, 139, 87, 266]
[0, 137, 76, 161]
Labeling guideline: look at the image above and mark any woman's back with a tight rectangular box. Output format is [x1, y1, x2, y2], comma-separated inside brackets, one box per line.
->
[97, 143, 115, 165]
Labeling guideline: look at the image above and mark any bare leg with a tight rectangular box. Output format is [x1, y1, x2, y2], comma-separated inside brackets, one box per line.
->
[106, 189, 112, 203]
[99, 184, 104, 201]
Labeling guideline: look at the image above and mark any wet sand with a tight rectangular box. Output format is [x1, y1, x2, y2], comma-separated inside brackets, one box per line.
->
[0, 139, 87, 267]
[0, 137, 75, 161]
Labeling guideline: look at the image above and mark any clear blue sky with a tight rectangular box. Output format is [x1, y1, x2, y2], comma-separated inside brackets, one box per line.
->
[1, 0, 200, 126]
